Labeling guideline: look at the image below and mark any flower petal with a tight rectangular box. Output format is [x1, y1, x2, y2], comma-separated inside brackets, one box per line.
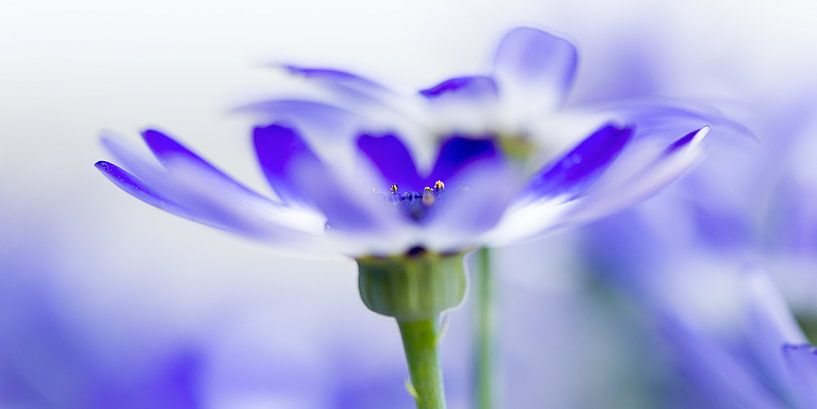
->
[427, 135, 499, 185]
[357, 132, 423, 191]
[238, 99, 361, 142]
[142, 129, 272, 202]
[564, 127, 709, 225]
[285, 153, 416, 252]
[422, 159, 522, 251]
[96, 158, 264, 235]
[253, 123, 326, 206]
[417, 76, 501, 134]
[485, 127, 708, 245]
[493, 27, 578, 111]
[525, 123, 634, 201]
[95, 161, 191, 217]
[589, 97, 754, 141]
[782, 344, 817, 407]
[256, 124, 408, 236]
[658, 316, 785, 409]
[100, 133, 328, 245]
[280, 64, 390, 96]
[481, 198, 572, 246]
[419, 75, 498, 101]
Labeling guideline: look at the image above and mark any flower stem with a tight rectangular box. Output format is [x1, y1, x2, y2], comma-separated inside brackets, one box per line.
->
[474, 247, 495, 409]
[397, 317, 448, 409]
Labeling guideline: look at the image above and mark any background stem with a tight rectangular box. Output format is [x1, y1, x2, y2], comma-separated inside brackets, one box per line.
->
[397, 318, 448, 409]
[474, 247, 495, 409]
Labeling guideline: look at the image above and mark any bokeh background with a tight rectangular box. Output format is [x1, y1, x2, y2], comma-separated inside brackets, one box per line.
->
[2, 0, 817, 407]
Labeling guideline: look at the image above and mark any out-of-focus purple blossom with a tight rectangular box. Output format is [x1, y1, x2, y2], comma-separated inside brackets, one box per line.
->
[579, 81, 817, 407]
[96, 27, 713, 258]
[0, 236, 203, 409]
[659, 269, 817, 409]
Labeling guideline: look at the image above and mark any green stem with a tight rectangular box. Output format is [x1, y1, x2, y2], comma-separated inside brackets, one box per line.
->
[474, 247, 495, 409]
[397, 317, 448, 409]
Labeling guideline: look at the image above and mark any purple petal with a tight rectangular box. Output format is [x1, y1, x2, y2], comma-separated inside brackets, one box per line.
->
[95, 161, 187, 215]
[238, 99, 359, 141]
[278, 64, 395, 107]
[142, 129, 268, 200]
[783, 344, 817, 407]
[657, 316, 784, 409]
[100, 134, 326, 242]
[281, 64, 387, 91]
[591, 98, 754, 141]
[487, 126, 708, 245]
[284, 153, 406, 234]
[561, 127, 709, 226]
[419, 75, 498, 100]
[142, 129, 203, 166]
[665, 127, 704, 155]
[253, 124, 403, 234]
[357, 133, 423, 191]
[526, 124, 634, 200]
[427, 135, 499, 185]
[254, 123, 325, 206]
[423, 159, 521, 250]
[95, 160, 258, 234]
[493, 27, 578, 109]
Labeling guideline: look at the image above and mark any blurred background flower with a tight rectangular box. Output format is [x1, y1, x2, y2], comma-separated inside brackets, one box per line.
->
[2, 0, 817, 408]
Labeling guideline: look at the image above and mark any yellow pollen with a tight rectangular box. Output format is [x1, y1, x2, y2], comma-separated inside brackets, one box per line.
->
[422, 190, 435, 206]
[424, 186, 433, 192]
[433, 180, 445, 190]
[390, 184, 399, 193]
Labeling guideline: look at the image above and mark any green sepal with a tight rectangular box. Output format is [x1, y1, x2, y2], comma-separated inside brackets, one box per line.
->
[356, 251, 467, 320]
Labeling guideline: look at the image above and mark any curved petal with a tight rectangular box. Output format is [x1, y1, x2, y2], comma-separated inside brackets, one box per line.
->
[100, 133, 328, 247]
[485, 127, 709, 245]
[142, 129, 273, 202]
[279, 64, 391, 100]
[256, 123, 408, 235]
[357, 132, 423, 192]
[419, 75, 498, 101]
[253, 123, 326, 206]
[782, 344, 817, 407]
[238, 99, 359, 139]
[427, 135, 499, 185]
[95, 161, 192, 218]
[288, 152, 406, 236]
[587, 97, 754, 141]
[422, 159, 522, 252]
[524, 123, 634, 201]
[493, 27, 578, 111]
[480, 198, 572, 247]
[417, 76, 501, 134]
[564, 127, 709, 226]
[657, 316, 786, 409]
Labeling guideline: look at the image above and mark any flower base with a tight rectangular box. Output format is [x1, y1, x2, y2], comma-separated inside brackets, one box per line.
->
[356, 251, 467, 321]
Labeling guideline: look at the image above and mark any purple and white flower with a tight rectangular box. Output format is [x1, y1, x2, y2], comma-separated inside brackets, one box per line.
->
[96, 27, 713, 257]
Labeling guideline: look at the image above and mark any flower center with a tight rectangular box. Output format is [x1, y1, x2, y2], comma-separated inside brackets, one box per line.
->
[380, 180, 446, 221]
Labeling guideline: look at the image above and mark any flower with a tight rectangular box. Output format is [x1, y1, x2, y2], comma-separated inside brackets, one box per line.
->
[95, 28, 713, 259]
[659, 270, 817, 409]
[575, 94, 817, 408]
[0, 235, 202, 409]
[96, 121, 705, 257]
[95, 28, 718, 409]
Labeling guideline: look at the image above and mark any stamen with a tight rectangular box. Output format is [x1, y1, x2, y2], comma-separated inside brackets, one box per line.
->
[422, 190, 435, 206]
[378, 180, 448, 221]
